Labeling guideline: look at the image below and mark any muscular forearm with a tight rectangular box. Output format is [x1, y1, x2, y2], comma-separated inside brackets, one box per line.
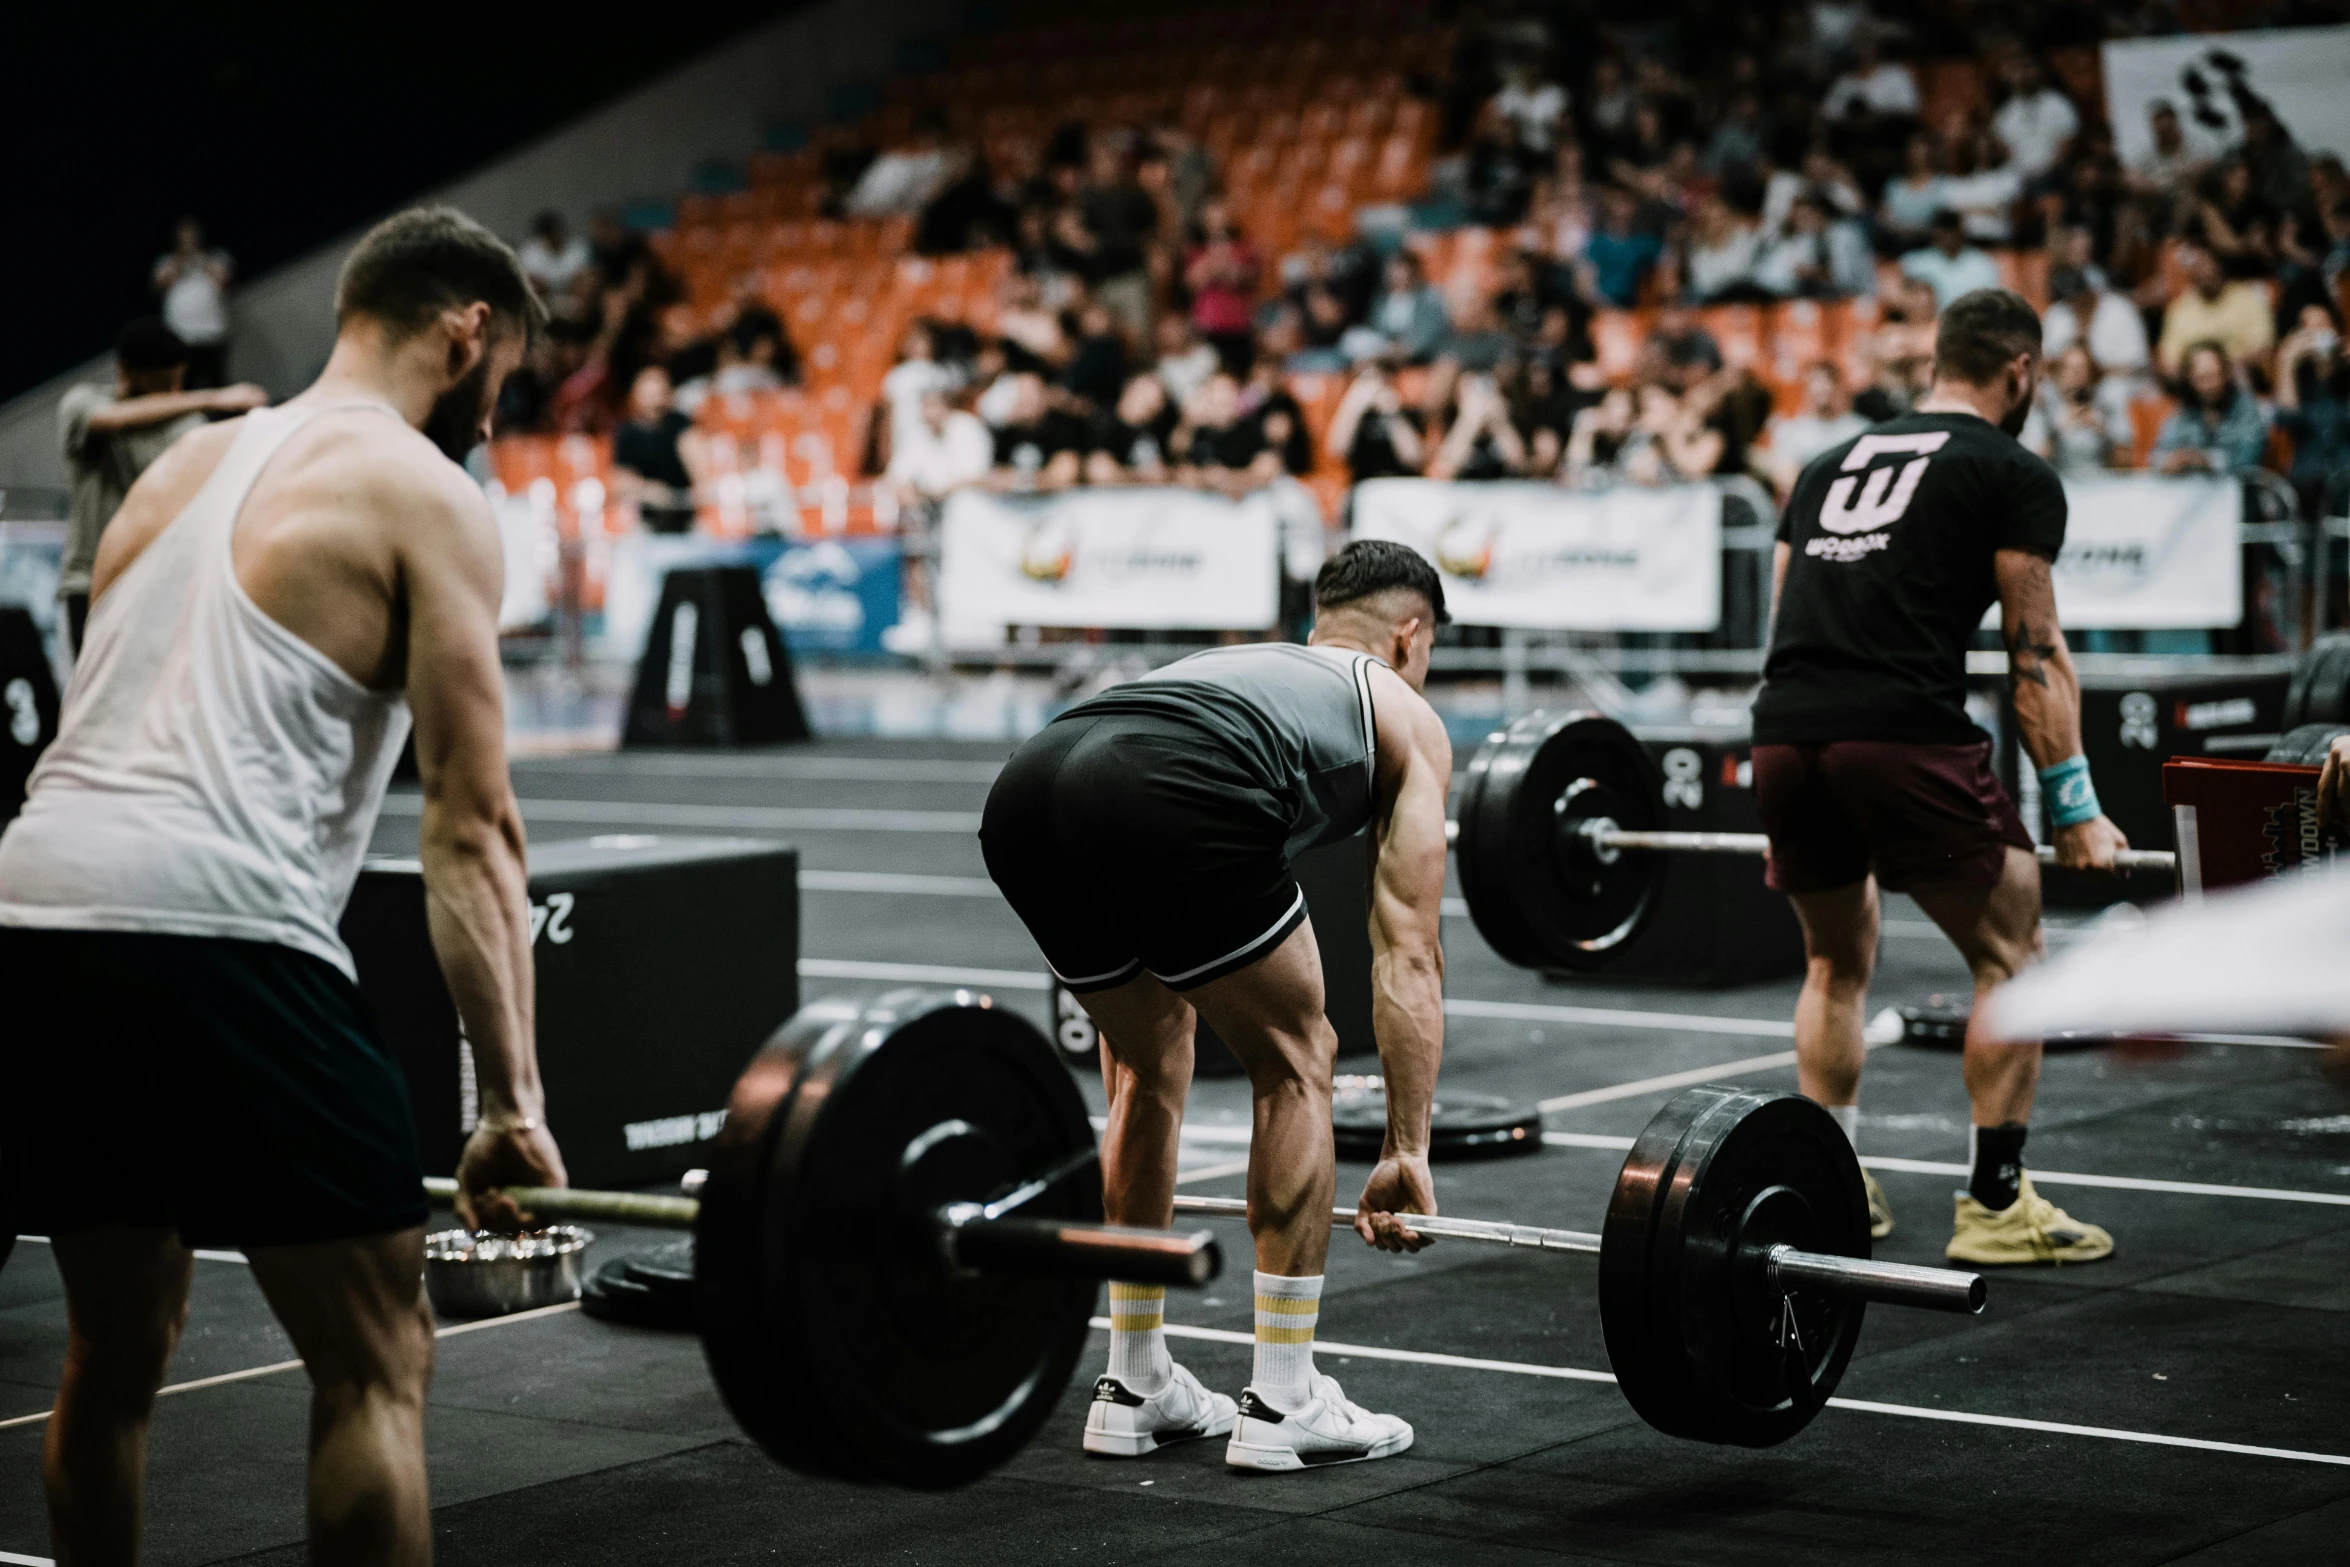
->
[420, 798, 542, 1120]
[1369, 948, 1443, 1157]
[85, 390, 224, 433]
[2010, 637, 2084, 769]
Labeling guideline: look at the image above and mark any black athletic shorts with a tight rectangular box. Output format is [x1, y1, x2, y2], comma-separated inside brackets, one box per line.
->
[0, 927, 429, 1249]
[1754, 738, 2035, 895]
[981, 713, 1310, 992]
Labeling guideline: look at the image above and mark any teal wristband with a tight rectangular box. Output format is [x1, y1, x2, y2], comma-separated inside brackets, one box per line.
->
[2039, 754, 2100, 829]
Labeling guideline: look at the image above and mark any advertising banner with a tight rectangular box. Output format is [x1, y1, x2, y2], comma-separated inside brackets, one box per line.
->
[1979, 476, 2242, 631]
[1349, 480, 1723, 631]
[939, 487, 1280, 641]
[2104, 27, 2350, 166]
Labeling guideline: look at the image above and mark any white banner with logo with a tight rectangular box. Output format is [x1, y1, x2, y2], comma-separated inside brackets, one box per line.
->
[939, 487, 1281, 640]
[1349, 480, 1723, 631]
[2104, 26, 2350, 165]
[1978, 476, 2242, 631]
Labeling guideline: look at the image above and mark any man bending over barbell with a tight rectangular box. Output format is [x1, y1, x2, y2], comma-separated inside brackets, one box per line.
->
[981, 540, 1454, 1471]
[1752, 288, 2126, 1267]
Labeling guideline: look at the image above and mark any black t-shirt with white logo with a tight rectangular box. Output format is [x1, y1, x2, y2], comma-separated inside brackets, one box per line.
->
[1754, 411, 2066, 745]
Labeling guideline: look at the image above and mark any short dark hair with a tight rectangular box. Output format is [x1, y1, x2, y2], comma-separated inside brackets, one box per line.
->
[1933, 288, 2042, 385]
[335, 206, 547, 344]
[115, 317, 188, 373]
[1314, 539, 1450, 625]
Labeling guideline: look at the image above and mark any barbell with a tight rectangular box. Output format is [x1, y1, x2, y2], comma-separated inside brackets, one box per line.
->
[427, 987, 1986, 1487]
[1451, 711, 2177, 973]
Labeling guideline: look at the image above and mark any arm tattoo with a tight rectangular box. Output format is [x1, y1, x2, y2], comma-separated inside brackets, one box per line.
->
[2007, 620, 2057, 690]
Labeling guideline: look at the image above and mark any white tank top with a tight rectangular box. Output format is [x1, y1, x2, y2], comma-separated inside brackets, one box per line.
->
[0, 402, 413, 979]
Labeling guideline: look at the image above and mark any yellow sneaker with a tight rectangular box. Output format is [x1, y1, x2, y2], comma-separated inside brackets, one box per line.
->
[1863, 1168, 1894, 1240]
[1946, 1173, 2113, 1266]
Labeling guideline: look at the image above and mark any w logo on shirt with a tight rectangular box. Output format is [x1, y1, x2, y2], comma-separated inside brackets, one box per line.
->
[1818, 432, 1952, 536]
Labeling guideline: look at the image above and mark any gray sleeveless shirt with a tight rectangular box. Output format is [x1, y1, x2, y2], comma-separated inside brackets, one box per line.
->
[1058, 642, 1381, 862]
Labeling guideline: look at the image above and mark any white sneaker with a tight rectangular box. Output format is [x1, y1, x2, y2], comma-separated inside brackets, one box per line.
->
[1083, 1362, 1238, 1457]
[1224, 1373, 1413, 1471]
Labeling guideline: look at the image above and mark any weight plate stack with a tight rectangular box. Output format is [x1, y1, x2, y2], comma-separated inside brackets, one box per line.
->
[1457, 710, 1666, 972]
[2264, 723, 2350, 767]
[698, 991, 1099, 1488]
[1331, 1082, 1542, 1162]
[582, 1240, 698, 1330]
[2282, 635, 2350, 732]
[1598, 1086, 1867, 1447]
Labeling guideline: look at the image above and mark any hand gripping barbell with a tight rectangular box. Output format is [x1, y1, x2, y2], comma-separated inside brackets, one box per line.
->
[426, 989, 1986, 1488]
[1451, 711, 2176, 972]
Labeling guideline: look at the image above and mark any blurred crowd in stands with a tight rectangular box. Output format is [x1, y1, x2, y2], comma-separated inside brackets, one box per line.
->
[486, 0, 2350, 527]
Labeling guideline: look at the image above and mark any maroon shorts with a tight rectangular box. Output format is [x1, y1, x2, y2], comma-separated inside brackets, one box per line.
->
[1753, 739, 2035, 895]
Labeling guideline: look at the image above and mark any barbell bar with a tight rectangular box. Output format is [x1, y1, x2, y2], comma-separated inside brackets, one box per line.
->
[1164, 1195, 1986, 1315]
[1438, 800, 2176, 876]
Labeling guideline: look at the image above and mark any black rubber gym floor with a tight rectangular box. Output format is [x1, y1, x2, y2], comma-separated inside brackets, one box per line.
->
[6, 736, 2348, 1565]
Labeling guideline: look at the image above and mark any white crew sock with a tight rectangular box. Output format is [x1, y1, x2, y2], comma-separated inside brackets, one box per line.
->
[1107, 1283, 1171, 1393]
[1251, 1271, 1323, 1396]
[1827, 1103, 1859, 1155]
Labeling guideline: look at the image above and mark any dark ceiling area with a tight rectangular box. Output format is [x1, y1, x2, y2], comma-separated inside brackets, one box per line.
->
[1, 4, 799, 402]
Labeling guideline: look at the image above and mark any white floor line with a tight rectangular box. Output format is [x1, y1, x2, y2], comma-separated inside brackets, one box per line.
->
[800, 870, 1002, 897]
[1174, 1159, 1253, 1185]
[798, 958, 1049, 990]
[524, 755, 1002, 784]
[1533, 1139, 2350, 1209]
[0, 1550, 54, 1565]
[379, 795, 981, 834]
[1446, 998, 1795, 1041]
[1093, 1320, 2350, 1467]
[0, 1303, 582, 1434]
[1536, 1048, 1801, 1112]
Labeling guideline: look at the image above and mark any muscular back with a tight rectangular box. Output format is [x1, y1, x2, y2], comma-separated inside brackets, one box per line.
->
[92, 404, 499, 694]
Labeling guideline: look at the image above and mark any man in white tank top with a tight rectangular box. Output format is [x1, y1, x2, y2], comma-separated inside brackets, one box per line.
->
[0, 206, 562, 1566]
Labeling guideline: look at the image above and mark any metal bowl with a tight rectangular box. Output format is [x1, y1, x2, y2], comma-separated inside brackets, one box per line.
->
[424, 1226, 595, 1319]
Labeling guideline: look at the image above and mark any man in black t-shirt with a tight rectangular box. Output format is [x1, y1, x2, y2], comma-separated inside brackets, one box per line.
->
[1755, 288, 2127, 1270]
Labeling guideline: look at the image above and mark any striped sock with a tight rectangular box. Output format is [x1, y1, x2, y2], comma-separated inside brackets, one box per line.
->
[1251, 1271, 1322, 1396]
[1107, 1283, 1170, 1392]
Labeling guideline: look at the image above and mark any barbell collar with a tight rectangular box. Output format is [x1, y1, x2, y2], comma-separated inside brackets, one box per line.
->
[1169, 1195, 1603, 1257]
[1765, 1244, 1987, 1314]
[939, 1207, 1222, 1287]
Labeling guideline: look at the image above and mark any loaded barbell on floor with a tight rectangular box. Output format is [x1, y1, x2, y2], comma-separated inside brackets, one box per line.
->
[1451, 711, 2176, 973]
[425, 989, 1986, 1487]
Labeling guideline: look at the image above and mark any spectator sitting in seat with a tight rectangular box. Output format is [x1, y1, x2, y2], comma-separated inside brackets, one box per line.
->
[2237, 102, 2312, 219]
[1510, 357, 1585, 476]
[611, 366, 703, 534]
[151, 217, 234, 390]
[2126, 100, 2207, 205]
[1171, 371, 1282, 496]
[1878, 132, 1949, 256]
[2153, 341, 2272, 477]
[1153, 313, 1220, 409]
[1988, 54, 2079, 184]
[2156, 244, 2276, 377]
[1822, 29, 1920, 122]
[1684, 191, 1764, 303]
[1185, 201, 1262, 375]
[1061, 301, 1129, 413]
[1084, 373, 1179, 485]
[1564, 385, 1638, 483]
[2023, 343, 2129, 476]
[2185, 156, 2281, 283]
[1753, 193, 1872, 299]
[1325, 357, 1428, 482]
[1441, 294, 1515, 376]
[1619, 381, 1724, 486]
[845, 114, 966, 218]
[518, 212, 591, 305]
[1427, 372, 1529, 480]
[1581, 184, 1663, 309]
[1078, 133, 1160, 345]
[1855, 275, 1940, 420]
[880, 322, 954, 464]
[996, 272, 1071, 374]
[889, 386, 994, 504]
[1362, 251, 1452, 366]
[711, 326, 787, 399]
[2042, 264, 2150, 383]
[1761, 360, 1869, 493]
[1644, 305, 1723, 394]
[1899, 210, 2000, 311]
[2273, 301, 2350, 519]
[1241, 357, 1314, 477]
[984, 371, 1087, 492]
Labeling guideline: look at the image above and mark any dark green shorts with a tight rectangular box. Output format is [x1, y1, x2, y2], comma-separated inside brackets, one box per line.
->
[0, 927, 428, 1249]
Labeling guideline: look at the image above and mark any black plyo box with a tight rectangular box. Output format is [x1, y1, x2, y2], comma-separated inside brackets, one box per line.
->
[341, 834, 799, 1189]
